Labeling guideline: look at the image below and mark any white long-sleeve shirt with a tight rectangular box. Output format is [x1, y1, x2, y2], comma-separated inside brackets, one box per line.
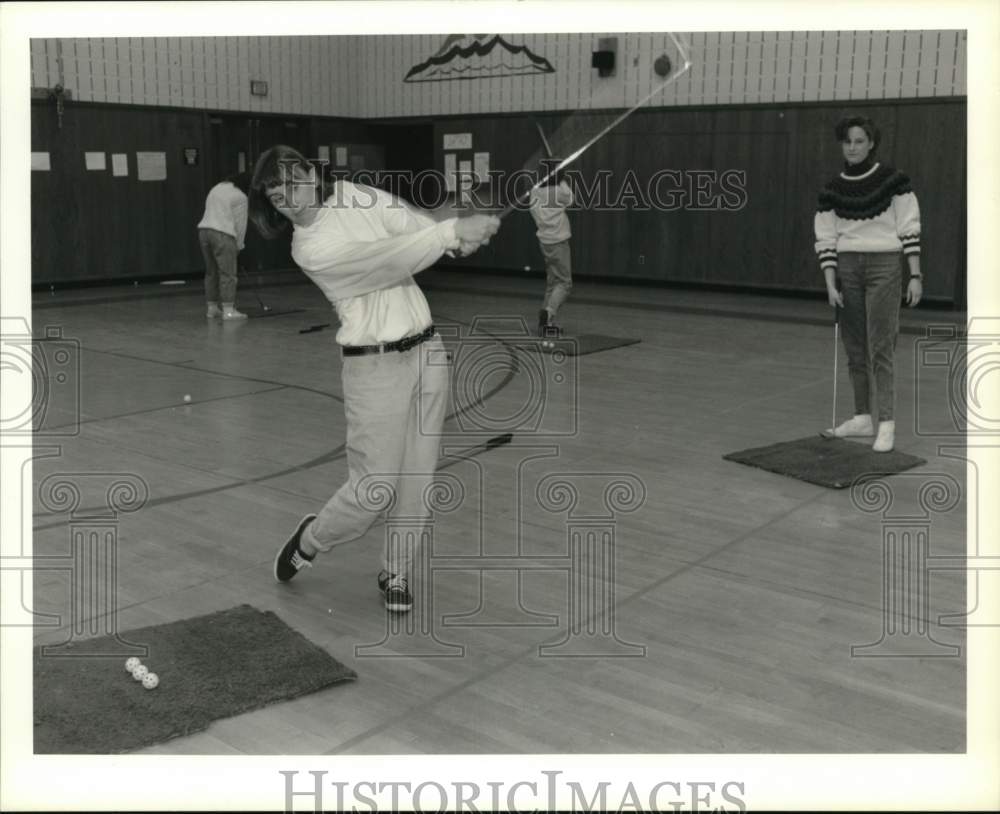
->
[197, 181, 248, 250]
[291, 181, 461, 346]
[528, 180, 574, 244]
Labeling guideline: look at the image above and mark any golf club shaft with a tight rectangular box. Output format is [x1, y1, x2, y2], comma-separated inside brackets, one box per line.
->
[832, 310, 839, 429]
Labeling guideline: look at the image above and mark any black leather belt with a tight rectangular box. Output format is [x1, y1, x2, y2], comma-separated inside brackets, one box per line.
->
[341, 326, 436, 357]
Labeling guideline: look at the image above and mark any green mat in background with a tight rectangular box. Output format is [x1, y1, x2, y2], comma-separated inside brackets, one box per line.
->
[723, 435, 927, 489]
[34, 604, 356, 754]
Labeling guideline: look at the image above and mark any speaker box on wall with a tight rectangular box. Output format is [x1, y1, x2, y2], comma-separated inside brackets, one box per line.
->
[592, 36, 618, 77]
[591, 50, 615, 77]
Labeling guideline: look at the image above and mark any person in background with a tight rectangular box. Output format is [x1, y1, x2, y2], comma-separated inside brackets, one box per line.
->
[249, 145, 500, 613]
[815, 115, 923, 453]
[528, 163, 575, 337]
[198, 171, 250, 320]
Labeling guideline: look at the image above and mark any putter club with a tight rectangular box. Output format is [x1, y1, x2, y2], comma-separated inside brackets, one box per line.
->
[242, 264, 271, 313]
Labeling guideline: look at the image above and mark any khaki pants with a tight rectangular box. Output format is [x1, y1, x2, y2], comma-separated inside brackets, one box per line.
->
[308, 335, 449, 577]
[540, 239, 573, 317]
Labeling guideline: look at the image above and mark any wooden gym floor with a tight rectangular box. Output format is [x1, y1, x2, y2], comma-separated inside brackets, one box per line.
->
[28, 269, 967, 754]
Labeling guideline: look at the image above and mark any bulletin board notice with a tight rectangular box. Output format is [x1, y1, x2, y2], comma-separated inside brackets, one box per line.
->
[136, 152, 167, 181]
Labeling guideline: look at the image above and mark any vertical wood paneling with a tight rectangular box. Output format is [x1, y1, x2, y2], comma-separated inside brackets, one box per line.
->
[882, 30, 906, 98]
[834, 31, 853, 100]
[30, 40, 40, 87]
[32, 103, 207, 283]
[61, 40, 77, 100]
[952, 31, 966, 96]
[150, 37, 161, 106]
[903, 31, 923, 97]
[248, 35, 262, 113]
[791, 31, 807, 102]
[28, 32, 966, 118]
[82, 39, 97, 101]
[47, 39, 60, 84]
[743, 33, 759, 105]
[818, 31, 837, 100]
[217, 39, 229, 109]
[169, 37, 179, 105]
[775, 31, 792, 103]
[318, 35, 329, 115]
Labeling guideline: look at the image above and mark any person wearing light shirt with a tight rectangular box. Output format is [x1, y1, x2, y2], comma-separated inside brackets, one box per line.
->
[814, 115, 923, 453]
[528, 171, 575, 337]
[250, 145, 500, 613]
[197, 172, 250, 320]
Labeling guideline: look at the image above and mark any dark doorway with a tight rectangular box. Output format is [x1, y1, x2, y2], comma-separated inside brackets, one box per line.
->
[206, 113, 310, 273]
[370, 119, 435, 206]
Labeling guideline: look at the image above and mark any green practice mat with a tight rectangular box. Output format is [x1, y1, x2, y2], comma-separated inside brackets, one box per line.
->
[34, 604, 356, 754]
[723, 435, 927, 489]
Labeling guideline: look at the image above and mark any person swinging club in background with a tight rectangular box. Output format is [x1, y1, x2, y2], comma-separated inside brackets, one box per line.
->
[529, 160, 575, 337]
[249, 145, 500, 613]
[814, 115, 923, 453]
[197, 171, 251, 320]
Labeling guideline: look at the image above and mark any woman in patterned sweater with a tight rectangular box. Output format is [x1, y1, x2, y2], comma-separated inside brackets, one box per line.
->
[814, 115, 923, 453]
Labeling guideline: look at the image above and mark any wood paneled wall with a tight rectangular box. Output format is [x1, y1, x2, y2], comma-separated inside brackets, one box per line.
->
[31, 97, 965, 305]
[31, 103, 209, 284]
[30, 102, 381, 285]
[31, 32, 967, 119]
[432, 99, 965, 302]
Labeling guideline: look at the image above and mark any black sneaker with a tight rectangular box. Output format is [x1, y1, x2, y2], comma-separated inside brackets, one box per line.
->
[273, 514, 317, 582]
[537, 309, 550, 337]
[377, 570, 413, 613]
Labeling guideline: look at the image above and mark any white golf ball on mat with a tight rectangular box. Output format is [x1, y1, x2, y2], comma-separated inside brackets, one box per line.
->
[142, 672, 159, 690]
[125, 657, 142, 673]
[131, 664, 149, 681]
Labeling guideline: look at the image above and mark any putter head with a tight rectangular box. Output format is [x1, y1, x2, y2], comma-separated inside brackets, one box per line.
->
[819, 429, 838, 439]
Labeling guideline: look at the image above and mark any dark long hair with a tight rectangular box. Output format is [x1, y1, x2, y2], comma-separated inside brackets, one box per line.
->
[248, 145, 314, 240]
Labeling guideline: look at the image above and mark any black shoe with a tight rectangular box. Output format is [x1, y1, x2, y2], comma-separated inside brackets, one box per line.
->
[273, 514, 317, 582]
[537, 309, 550, 337]
[377, 570, 413, 613]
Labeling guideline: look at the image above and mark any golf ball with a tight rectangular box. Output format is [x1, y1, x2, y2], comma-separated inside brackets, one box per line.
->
[183, 394, 191, 403]
[125, 657, 142, 673]
[132, 664, 149, 681]
[142, 672, 159, 690]
[524, 266, 530, 271]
